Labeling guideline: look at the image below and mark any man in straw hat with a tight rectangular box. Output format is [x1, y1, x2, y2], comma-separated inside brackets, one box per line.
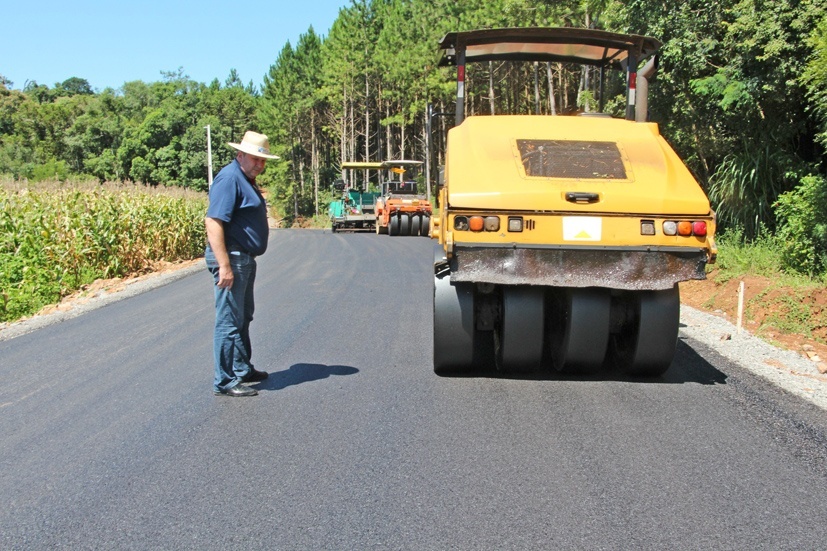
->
[205, 131, 279, 397]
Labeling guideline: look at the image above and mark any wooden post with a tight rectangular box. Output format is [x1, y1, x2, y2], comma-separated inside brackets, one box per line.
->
[737, 281, 745, 333]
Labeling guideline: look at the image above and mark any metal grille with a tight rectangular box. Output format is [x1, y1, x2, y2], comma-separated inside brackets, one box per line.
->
[517, 140, 626, 179]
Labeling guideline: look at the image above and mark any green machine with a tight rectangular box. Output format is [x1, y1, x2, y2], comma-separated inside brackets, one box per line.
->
[328, 173, 381, 233]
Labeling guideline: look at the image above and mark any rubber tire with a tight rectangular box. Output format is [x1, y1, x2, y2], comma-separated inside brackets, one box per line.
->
[547, 288, 611, 374]
[433, 273, 476, 375]
[609, 286, 680, 377]
[389, 215, 400, 236]
[421, 215, 431, 237]
[410, 215, 422, 237]
[399, 214, 411, 236]
[495, 286, 545, 372]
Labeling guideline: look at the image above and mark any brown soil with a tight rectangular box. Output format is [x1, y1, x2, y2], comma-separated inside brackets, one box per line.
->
[680, 269, 827, 367]
[31, 259, 203, 318]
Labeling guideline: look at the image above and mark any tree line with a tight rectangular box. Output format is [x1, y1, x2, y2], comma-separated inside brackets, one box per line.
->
[2, 0, 827, 271]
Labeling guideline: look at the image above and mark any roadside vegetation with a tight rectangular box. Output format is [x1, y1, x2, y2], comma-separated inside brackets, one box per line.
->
[0, 179, 207, 322]
[702, 227, 827, 341]
[2, 1, 827, 330]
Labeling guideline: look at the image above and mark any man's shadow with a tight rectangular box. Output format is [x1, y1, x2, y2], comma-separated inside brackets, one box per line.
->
[253, 363, 359, 391]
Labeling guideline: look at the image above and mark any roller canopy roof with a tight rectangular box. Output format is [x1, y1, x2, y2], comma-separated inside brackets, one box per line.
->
[341, 160, 423, 170]
[438, 27, 660, 69]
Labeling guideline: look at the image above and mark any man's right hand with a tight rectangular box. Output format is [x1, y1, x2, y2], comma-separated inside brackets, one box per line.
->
[205, 217, 234, 289]
[216, 264, 234, 289]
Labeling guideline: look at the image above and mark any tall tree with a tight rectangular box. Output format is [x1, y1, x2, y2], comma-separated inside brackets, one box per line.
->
[802, 3, 827, 153]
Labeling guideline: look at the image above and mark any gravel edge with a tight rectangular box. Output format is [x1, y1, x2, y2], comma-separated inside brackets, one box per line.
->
[680, 305, 827, 411]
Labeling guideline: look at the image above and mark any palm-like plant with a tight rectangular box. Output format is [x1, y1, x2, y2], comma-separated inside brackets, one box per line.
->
[707, 141, 797, 240]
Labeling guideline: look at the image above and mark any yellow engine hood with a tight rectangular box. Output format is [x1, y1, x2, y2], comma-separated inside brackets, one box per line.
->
[444, 115, 711, 215]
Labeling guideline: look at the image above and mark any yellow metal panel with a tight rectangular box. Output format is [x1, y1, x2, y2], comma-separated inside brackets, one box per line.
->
[444, 115, 710, 216]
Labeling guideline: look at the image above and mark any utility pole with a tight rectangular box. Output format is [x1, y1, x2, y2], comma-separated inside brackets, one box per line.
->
[425, 104, 432, 202]
[427, 103, 452, 203]
[205, 125, 214, 188]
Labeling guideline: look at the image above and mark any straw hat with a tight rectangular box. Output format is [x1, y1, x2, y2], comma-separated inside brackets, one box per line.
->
[228, 131, 280, 159]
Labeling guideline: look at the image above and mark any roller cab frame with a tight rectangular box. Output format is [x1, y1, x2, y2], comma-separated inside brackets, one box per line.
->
[432, 27, 717, 377]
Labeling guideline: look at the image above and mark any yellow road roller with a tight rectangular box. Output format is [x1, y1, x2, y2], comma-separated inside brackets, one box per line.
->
[432, 28, 716, 377]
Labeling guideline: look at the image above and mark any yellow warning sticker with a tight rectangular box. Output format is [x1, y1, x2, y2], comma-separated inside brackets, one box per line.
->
[563, 217, 602, 241]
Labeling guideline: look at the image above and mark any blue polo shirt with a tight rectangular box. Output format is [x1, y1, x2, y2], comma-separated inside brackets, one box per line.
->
[206, 159, 269, 256]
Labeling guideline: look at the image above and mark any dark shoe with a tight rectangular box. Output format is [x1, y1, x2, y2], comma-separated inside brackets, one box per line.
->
[214, 384, 258, 397]
[241, 369, 269, 383]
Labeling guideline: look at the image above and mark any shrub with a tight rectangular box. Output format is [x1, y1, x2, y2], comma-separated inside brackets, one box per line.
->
[707, 142, 798, 239]
[774, 174, 827, 275]
[712, 226, 782, 281]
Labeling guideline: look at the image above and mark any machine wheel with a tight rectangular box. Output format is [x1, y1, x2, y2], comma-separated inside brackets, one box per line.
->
[608, 286, 680, 377]
[410, 215, 422, 237]
[421, 215, 431, 237]
[547, 288, 611, 374]
[378, 222, 388, 235]
[433, 273, 476, 374]
[399, 214, 411, 236]
[389, 215, 400, 236]
[495, 286, 545, 372]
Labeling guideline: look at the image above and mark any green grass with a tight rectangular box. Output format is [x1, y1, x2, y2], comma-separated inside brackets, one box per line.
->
[711, 228, 827, 340]
[713, 228, 825, 286]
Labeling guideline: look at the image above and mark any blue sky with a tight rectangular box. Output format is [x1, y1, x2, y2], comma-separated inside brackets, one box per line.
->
[1, 0, 350, 92]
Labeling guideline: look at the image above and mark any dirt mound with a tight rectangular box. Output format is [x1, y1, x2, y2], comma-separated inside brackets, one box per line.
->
[681, 271, 827, 368]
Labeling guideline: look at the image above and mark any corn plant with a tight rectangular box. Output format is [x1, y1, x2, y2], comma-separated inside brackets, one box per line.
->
[0, 180, 208, 322]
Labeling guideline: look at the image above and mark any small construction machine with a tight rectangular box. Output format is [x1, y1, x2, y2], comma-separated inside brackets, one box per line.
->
[432, 28, 717, 377]
[328, 171, 381, 233]
[373, 160, 432, 236]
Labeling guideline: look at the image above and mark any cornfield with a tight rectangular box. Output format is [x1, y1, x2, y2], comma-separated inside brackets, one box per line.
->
[0, 180, 208, 323]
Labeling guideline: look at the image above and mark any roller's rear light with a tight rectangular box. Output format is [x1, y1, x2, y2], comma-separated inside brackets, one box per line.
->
[484, 216, 500, 232]
[661, 220, 709, 237]
[454, 215, 502, 232]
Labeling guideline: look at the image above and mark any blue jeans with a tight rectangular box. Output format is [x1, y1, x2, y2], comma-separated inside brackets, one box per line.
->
[205, 247, 257, 392]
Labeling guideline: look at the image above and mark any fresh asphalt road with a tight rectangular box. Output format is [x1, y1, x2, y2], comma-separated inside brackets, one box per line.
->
[2, 229, 827, 550]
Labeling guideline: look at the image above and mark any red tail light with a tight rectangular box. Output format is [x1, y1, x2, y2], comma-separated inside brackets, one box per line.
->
[663, 220, 710, 237]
